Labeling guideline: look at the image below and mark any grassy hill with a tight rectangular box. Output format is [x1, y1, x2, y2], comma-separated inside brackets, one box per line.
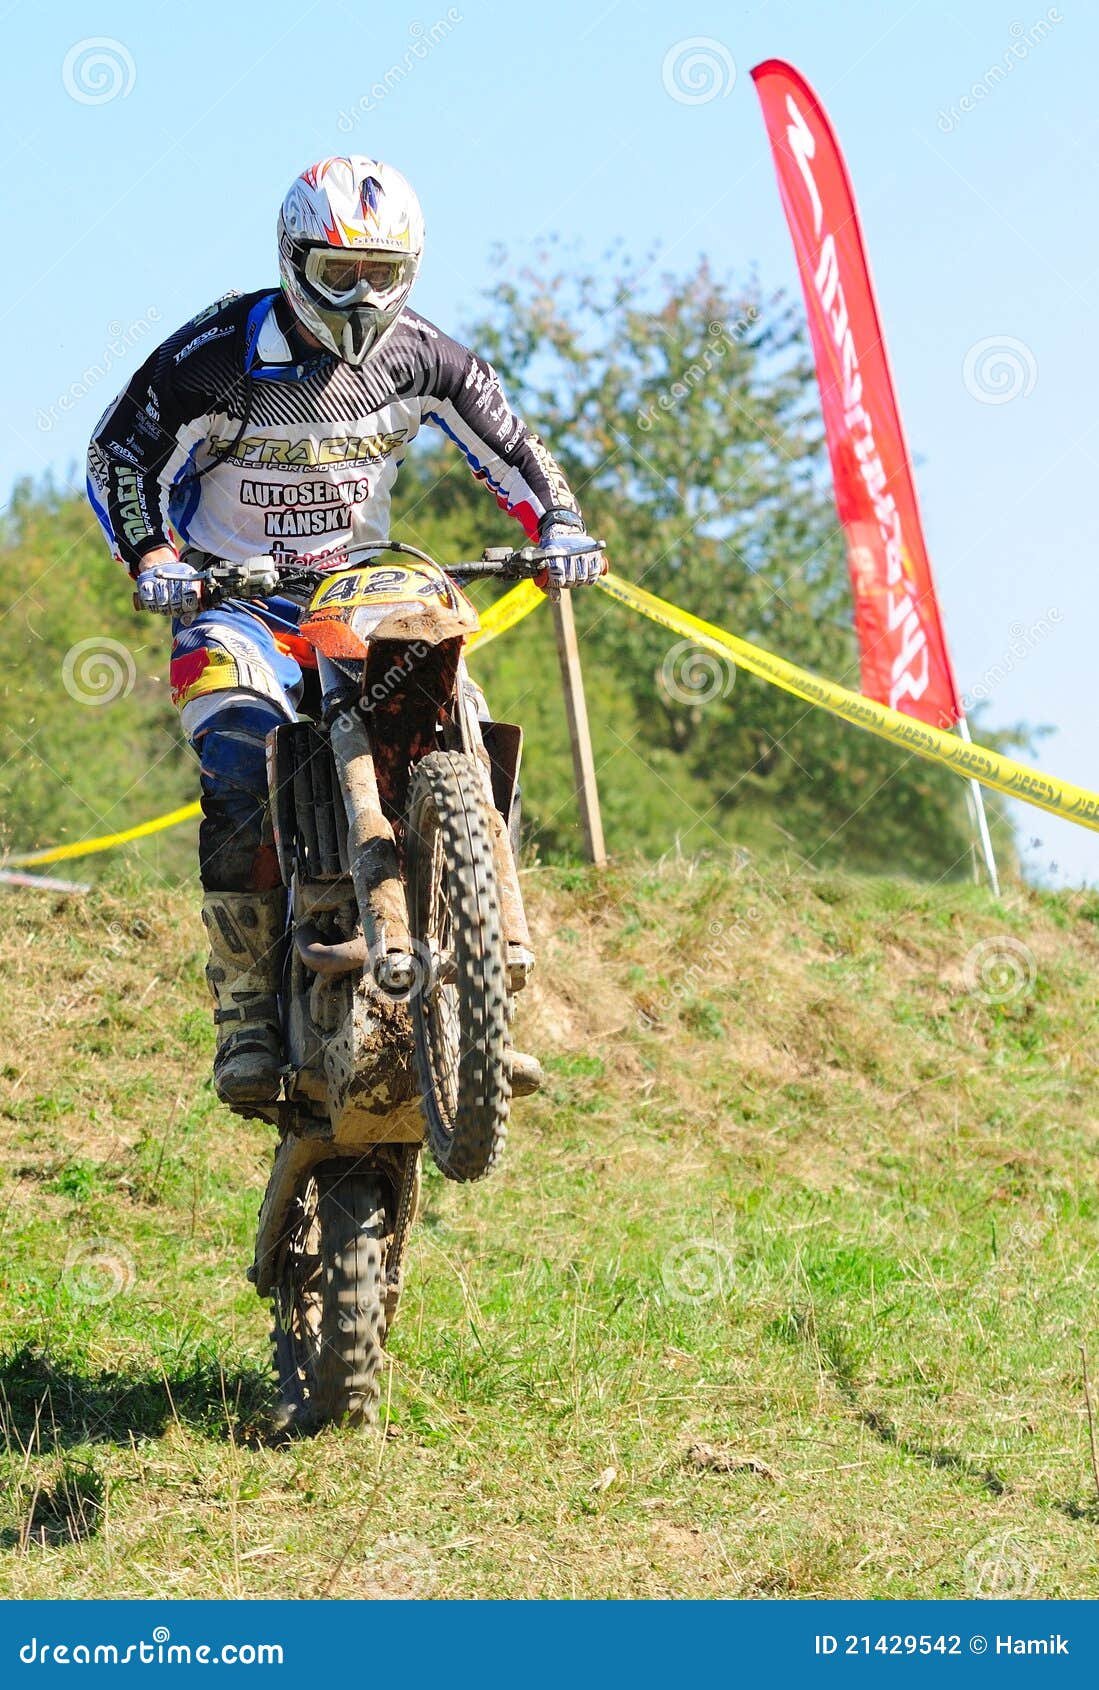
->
[1, 855, 1097, 1598]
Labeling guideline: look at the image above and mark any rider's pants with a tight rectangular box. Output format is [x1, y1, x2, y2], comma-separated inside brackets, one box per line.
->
[170, 598, 310, 892]
[170, 595, 493, 892]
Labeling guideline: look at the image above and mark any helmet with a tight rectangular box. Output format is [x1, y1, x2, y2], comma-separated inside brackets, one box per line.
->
[277, 157, 424, 365]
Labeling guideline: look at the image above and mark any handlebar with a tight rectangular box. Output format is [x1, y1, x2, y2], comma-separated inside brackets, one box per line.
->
[195, 538, 604, 603]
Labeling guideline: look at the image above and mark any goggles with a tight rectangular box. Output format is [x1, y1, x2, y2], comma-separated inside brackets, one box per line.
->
[303, 247, 413, 307]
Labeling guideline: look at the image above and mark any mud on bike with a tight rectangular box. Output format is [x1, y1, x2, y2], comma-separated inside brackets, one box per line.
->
[187, 537, 594, 1432]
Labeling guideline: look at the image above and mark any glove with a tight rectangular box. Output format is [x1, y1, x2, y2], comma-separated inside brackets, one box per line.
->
[534, 521, 606, 592]
[135, 558, 203, 624]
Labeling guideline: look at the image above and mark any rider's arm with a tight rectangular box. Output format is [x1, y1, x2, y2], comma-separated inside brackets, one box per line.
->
[87, 292, 244, 576]
[88, 352, 188, 575]
[410, 314, 584, 541]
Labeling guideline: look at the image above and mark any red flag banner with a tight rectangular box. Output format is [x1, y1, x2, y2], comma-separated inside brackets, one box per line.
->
[751, 59, 962, 728]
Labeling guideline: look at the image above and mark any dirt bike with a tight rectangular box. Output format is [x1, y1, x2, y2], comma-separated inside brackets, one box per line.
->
[191, 538, 592, 1433]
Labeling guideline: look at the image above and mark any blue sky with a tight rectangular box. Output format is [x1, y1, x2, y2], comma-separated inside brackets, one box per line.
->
[2, 0, 1095, 885]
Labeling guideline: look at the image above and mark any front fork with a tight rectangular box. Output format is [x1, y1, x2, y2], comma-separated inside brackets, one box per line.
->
[323, 666, 532, 998]
[328, 707, 416, 995]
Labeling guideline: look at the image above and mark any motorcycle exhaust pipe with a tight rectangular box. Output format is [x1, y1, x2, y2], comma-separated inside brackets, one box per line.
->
[294, 922, 368, 978]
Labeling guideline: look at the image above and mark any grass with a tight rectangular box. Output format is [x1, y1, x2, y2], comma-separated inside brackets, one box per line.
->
[0, 853, 1097, 1598]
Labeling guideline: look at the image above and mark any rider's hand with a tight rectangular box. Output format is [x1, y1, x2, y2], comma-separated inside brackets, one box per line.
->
[533, 518, 606, 593]
[135, 554, 203, 624]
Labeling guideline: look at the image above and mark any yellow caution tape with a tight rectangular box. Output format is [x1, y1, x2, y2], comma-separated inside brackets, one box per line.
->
[599, 572, 1099, 834]
[466, 577, 544, 651]
[3, 800, 204, 867]
[9, 567, 1097, 866]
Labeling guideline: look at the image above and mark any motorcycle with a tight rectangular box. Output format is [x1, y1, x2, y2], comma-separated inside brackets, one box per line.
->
[188, 538, 592, 1433]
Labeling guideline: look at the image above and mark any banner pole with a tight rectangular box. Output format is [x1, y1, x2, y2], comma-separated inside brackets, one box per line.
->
[956, 716, 1000, 897]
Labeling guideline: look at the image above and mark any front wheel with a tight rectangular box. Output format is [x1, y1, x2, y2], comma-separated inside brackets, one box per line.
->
[271, 1161, 389, 1433]
[405, 751, 511, 1183]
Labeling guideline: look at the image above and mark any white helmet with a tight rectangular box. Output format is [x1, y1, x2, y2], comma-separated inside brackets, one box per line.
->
[277, 156, 425, 365]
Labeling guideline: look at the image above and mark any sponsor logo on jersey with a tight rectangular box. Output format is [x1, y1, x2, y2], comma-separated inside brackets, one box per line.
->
[463, 361, 516, 440]
[240, 476, 371, 510]
[524, 434, 577, 512]
[173, 325, 234, 364]
[185, 291, 240, 330]
[264, 507, 354, 538]
[269, 540, 351, 567]
[113, 467, 151, 547]
[206, 430, 407, 470]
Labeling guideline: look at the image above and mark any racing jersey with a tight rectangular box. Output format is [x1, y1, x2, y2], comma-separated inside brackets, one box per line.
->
[87, 288, 582, 575]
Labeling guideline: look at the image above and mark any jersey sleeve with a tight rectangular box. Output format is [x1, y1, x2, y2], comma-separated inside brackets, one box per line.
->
[86, 294, 241, 574]
[417, 323, 582, 540]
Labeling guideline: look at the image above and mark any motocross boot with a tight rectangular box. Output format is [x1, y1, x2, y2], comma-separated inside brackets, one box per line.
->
[508, 1049, 545, 1097]
[202, 889, 286, 1105]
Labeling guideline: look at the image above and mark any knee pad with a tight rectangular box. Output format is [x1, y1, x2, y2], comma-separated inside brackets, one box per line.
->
[190, 695, 282, 800]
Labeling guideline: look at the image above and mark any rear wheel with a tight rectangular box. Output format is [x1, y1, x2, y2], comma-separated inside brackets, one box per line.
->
[271, 1161, 388, 1432]
[406, 751, 511, 1183]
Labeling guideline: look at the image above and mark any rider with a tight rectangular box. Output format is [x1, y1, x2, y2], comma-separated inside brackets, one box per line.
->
[87, 155, 604, 1106]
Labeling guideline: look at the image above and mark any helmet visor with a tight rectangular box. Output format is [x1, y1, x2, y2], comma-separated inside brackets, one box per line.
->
[304, 247, 413, 307]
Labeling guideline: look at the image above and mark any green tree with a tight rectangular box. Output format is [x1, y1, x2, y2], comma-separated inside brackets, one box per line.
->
[450, 249, 1021, 878]
[0, 479, 195, 880]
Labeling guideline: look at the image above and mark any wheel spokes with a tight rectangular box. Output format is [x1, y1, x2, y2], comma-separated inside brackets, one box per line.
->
[422, 807, 462, 1125]
[279, 1181, 324, 1383]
